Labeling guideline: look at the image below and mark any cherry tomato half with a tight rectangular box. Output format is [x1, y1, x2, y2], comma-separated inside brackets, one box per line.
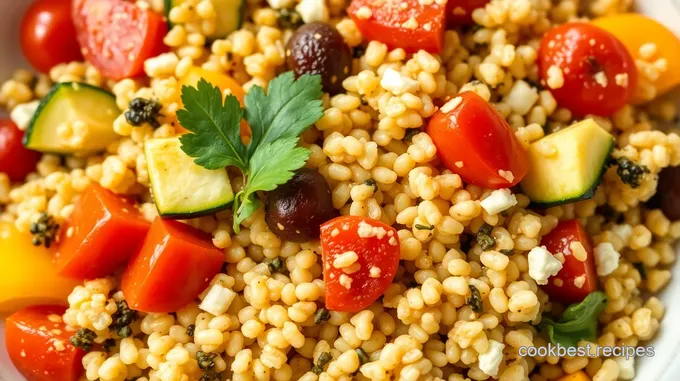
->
[540, 220, 598, 305]
[5, 305, 84, 381]
[348, 0, 446, 53]
[72, 0, 168, 80]
[446, 0, 489, 26]
[320, 216, 400, 312]
[426, 91, 529, 189]
[0, 119, 41, 182]
[19, 0, 83, 73]
[538, 22, 638, 116]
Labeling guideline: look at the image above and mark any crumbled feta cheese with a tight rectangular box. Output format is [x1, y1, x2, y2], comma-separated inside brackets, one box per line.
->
[480, 189, 517, 215]
[503, 80, 539, 116]
[333, 251, 359, 268]
[370, 266, 381, 278]
[10, 100, 40, 131]
[593, 71, 608, 87]
[573, 275, 586, 288]
[199, 284, 236, 316]
[478, 340, 504, 377]
[498, 170, 514, 183]
[339, 274, 353, 289]
[528, 246, 563, 285]
[611, 224, 633, 243]
[380, 68, 419, 95]
[546, 65, 565, 89]
[615, 357, 635, 380]
[355, 6, 372, 19]
[615, 73, 629, 87]
[295, 0, 329, 24]
[440, 96, 462, 113]
[357, 221, 388, 239]
[594, 242, 620, 276]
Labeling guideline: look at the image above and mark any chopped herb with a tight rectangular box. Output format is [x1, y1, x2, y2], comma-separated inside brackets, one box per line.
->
[353, 45, 366, 58]
[363, 178, 377, 192]
[539, 291, 608, 348]
[186, 324, 195, 337]
[360, 95, 368, 106]
[30, 212, 59, 248]
[278, 8, 303, 29]
[111, 300, 136, 338]
[125, 97, 162, 128]
[356, 348, 369, 365]
[178, 73, 323, 232]
[312, 352, 332, 374]
[499, 249, 514, 256]
[467, 285, 483, 313]
[69, 328, 96, 351]
[404, 128, 421, 142]
[117, 326, 132, 338]
[199, 370, 221, 381]
[102, 338, 116, 352]
[314, 307, 330, 325]
[633, 262, 647, 280]
[268, 257, 284, 274]
[614, 157, 649, 189]
[476, 223, 496, 251]
[197, 351, 217, 370]
[415, 224, 434, 230]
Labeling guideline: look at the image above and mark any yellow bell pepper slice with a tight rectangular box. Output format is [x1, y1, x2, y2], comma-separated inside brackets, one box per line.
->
[0, 222, 79, 315]
[593, 13, 680, 103]
[557, 371, 591, 381]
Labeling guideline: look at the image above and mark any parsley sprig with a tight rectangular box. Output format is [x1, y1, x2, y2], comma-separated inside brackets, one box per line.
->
[177, 73, 323, 232]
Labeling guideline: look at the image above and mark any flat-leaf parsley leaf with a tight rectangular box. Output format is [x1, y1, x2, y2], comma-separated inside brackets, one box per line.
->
[178, 73, 323, 232]
[538, 291, 608, 347]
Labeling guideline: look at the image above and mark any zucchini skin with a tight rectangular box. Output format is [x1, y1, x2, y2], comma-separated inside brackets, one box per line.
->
[23, 82, 118, 151]
[157, 203, 234, 220]
[527, 138, 614, 208]
[164, 0, 244, 39]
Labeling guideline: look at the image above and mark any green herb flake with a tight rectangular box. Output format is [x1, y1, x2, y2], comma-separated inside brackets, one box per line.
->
[476, 223, 496, 251]
[499, 249, 514, 256]
[111, 300, 136, 338]
[363, 178, 377, 192]
[415, 224, 434, 231]
[313, 352, 332, 374]
[125, 97, 162, 128]
[356, 348, 369, 365]
[615, 157, 650, 189]
[314, 307, 330, 325]
[178, 73, 323, 233]
[30, 212, 59, 248]
[404, 128, 421, 142]
[197, 351, 218, 371]
[69, 328, 96, 351]
[102, 338, 116, 352]
[268, 257, 284, 274]
[277, 8, 303, 29]
[539, 291, 608, 348]
[467, 285, 483, 313]
[633, 262, 647, 280]
[186, 324, 195, 337]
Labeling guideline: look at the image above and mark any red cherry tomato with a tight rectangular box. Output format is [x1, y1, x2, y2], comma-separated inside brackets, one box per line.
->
[72, 0, 168, 80]
[320, 216, 400, 312]
[19, 0, 83, 73]
[426, 91, 529, 189]
[446, 0, 489, 26]
[348, 0, 445, 53]
[0, 119, 41, 182]
[121, 218, 224, 313]
[540, 220, 598, 304]
[55, 184, 150, 280]
[538, 22, 638, 117]
[5, 305, 84, 381]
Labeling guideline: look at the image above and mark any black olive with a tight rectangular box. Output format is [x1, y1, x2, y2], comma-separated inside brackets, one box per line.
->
[286, 23, 352, 95]
[648, 166, 680, 220]
[266, 168, 337, 242]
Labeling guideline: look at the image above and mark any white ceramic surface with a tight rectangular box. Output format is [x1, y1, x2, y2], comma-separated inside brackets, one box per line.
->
[1, 1, 680, 380]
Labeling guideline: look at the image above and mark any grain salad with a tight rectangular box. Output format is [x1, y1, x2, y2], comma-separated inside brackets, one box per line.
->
[1, 1, 680, 381]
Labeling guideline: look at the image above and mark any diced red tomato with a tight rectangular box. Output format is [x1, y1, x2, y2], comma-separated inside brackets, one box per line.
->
[0, 119, 41, 182]
[72, 0, 168, 80]
[20, 0, 83, 73]
[121, 218, 224, 313]
[426, 91, 529, 189]
[538, 22, 637, 117]
[5, 305, 84, 381]
[55, 184, 150, 279]
[348, 0, 445, 53]
[320, 216, 400, 312]
[446, 0, 489, 26]
[540, 220, 599, 304]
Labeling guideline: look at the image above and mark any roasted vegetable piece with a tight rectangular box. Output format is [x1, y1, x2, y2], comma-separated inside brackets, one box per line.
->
[426, 91, 529, 188]
[55, 184, 151, 279]
[0, 223, 78, 314]
[5, 305, 85, 381]
[286, 23, 352, 95]
[320, 216, 400, 312]
[266, 168, 336, 242]
[540, 220, 599, 305]
[121, 218, 224, 313]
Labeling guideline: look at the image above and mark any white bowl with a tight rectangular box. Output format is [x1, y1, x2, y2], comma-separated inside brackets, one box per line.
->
[1, 1, 680, 380]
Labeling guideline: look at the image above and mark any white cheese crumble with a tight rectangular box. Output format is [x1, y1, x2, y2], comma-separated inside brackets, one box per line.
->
[615, 73, 629, 87]
[546, 65, 565, 89]
[593, 71, 608, 87]
[10, 100, 40, 131]
[440, 96, 462, 113]
[333, 251, 359, 268]
[478, 340, 505, 377]
[498, 170, 514, 183]
[611, 224, 633, 243]
[199, 284, 237, 316]
[369, 266, 381, 278]
[527, 246, 563, 285]
[594, 242, 620, 276]
[380, 68, 419, 95]
[357, 221, 388, 239]
[574, 274, 586, 288]
[339, 274, 353, 289]
[615, 356, 635, 380]
[295, 0, 329, 24]
[355, 6, 372, 19]
[503, 80, 539, 116]
[480, 189, 517, 215]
